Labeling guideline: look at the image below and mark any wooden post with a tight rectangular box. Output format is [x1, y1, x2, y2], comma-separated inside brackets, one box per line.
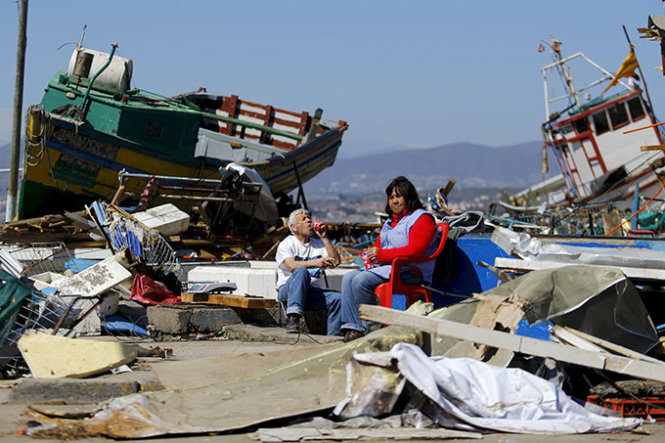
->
[6, 0, 28, 221]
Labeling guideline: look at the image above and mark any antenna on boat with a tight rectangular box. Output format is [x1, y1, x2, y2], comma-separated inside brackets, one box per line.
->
[56, 24, 86, 52]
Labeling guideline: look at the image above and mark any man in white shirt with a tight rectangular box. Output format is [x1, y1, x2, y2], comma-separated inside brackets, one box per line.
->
[276, 208, 341, 335]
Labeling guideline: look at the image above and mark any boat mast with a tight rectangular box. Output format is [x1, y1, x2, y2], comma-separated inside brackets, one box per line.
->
[6, 0, 28, 222]
[550, 37, 581, 112]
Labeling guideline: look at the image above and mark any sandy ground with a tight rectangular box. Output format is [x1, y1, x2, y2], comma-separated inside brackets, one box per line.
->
[0, 334, 663, 442]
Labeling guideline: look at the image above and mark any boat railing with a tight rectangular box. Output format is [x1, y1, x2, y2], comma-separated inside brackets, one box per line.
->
[130, 89, 314, 145]
[542, 51, 631, 120]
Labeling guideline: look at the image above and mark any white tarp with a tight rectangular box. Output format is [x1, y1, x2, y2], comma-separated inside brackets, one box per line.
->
[335, 343, 641, 434]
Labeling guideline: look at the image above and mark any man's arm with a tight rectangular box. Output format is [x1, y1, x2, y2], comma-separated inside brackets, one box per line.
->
[315, 223, 340, 267]
[281, 255, 330, 272]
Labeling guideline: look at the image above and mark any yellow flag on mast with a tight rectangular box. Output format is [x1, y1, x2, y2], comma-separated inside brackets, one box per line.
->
[603, 44, 639, 94]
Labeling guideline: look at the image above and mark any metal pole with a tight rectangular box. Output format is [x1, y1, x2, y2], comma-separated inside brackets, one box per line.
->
[622, 26, 659, 142]
[6, 0, 29, 222]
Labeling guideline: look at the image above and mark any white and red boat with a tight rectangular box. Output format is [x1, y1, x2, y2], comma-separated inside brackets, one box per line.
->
[518, 37, 665, 207]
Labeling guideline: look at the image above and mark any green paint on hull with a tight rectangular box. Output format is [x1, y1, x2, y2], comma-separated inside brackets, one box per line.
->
[18, 179, 104, 219]
[42, 72, 202, 162]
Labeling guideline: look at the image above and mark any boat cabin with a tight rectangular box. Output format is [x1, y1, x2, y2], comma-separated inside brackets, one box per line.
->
[549, 89, 662, 201]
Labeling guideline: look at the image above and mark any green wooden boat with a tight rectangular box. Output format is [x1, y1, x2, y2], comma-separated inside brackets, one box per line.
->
[20, 44, 348, 219]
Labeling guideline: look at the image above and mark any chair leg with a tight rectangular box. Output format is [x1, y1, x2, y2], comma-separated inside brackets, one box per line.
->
[375, 285, 392, 308]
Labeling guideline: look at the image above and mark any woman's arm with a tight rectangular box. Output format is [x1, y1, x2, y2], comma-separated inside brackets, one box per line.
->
[376, 215, 436, 263]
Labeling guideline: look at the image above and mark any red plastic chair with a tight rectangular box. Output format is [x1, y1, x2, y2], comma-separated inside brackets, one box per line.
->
[374, 222, 449, 309]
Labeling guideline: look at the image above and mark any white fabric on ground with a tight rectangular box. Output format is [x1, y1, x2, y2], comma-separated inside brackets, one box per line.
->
[347, 343, 642, 434]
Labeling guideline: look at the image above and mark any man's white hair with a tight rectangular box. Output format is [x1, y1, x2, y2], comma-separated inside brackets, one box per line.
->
[288, 208, 310, 234]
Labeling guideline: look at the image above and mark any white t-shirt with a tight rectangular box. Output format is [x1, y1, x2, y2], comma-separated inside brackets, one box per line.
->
[276, 235, 329, 289]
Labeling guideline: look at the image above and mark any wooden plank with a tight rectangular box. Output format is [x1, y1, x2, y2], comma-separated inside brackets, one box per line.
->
[556, 325, 664, 365]
[358, 305, 665, 383]
[181, 293, 276, 309]
[641, 144, 665, 151]
[494, 257, 665, 281]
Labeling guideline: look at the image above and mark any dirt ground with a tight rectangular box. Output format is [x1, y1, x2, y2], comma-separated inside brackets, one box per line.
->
[0, 334, 663, 442]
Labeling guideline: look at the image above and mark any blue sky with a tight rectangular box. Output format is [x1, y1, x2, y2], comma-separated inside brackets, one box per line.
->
[2, 0, 665, 157]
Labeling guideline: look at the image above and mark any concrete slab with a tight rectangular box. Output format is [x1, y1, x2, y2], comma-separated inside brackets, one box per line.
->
[10, 379, 141, 404]
[17, 333, 138, 378]
[223, 324, 342, 344]
[49, 253, 132, 297]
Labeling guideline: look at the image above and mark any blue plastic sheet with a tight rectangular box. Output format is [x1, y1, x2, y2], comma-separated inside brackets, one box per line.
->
[102, 314, 148, 337]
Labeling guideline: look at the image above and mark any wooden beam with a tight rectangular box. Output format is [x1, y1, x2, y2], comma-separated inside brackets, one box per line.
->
[358, 305, 665, 383]
[181, 293, 276, 309]
[641, 144, 665, 151]
[555, 325, 663, 365]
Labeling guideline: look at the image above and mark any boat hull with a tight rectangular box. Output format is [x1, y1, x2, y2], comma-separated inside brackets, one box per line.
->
[19, 113, 344, 218]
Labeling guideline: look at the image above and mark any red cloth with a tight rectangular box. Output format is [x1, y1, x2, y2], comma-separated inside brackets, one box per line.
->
[375, 212, 436, 263]
[130, 274, 181, 306]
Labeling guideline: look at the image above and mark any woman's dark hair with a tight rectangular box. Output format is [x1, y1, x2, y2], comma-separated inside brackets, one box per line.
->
[384, 176, 423, 216]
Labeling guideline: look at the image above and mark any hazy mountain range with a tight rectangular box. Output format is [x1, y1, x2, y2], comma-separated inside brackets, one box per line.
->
[0, 142, 15, 195]
[303, 141, 554, 195]
[0, 140, 554, 198]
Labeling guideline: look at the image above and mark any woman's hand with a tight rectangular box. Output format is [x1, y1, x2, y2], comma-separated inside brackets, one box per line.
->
[365, 246, 379, 263]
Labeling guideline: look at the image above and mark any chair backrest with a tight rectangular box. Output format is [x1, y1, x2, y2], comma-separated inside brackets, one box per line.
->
[411, 222, 449, 264]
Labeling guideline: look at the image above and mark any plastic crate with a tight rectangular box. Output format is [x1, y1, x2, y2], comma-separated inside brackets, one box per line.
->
[587, 395, 665, 421]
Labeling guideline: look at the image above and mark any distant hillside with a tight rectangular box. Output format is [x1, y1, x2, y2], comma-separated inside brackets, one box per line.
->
[0, 142, 11, 195]
[304, 141, 554, 195]
[0, 140, 554, 201]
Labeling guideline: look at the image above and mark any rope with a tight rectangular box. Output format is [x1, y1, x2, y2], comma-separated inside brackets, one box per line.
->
[604, 180, 665, 236]
[24, 105, 50, 167]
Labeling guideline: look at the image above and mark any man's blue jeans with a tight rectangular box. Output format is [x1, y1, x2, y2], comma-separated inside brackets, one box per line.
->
[277, 267, 341, 336]
[340, 268, 423, 333]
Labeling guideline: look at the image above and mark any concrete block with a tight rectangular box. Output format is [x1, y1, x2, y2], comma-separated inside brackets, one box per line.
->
[188, 308, 242, 331]
[10, 378, 140, 404]
[17, 333, 138, 378]
[147, 305, 242, 334]
[146, 305, 191, 334]
[133, 203, 190, 236]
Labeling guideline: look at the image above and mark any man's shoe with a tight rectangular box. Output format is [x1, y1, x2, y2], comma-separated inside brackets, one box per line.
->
[343, 329, 365, 343]
[285, 314, 300, 334]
